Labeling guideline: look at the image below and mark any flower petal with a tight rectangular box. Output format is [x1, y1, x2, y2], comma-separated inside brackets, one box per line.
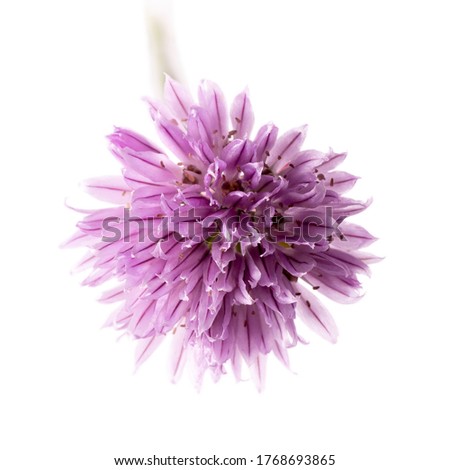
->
[318, 149, 347, 172]
[267, 125, 308, 172]
[164, 74, 194, 122]
[332, 222, 378, 249]
[135, 335, 164, 369]
[275, 250, 316, 277]
[109, 127, 163, 157]
[324, 171, 359, 193]
[295, 284, 338, 343]
[304, 271, 363, 304]
[230, 89, 254, 139]
[253, 124, 278, 162]
[82, 176, 131, 204]
[221, 139, 254, 168]
[249, 355, 266, 392]
[198, 80, 228, 145]
[170, 328, 190, 383]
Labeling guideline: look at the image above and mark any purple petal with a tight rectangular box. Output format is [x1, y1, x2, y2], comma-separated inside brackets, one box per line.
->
[98, 285, 125, 304]
[234, 258, 254, 305]
[317, 248, 371, 277]
[237, 309, 261, 364]
[135, 335, 164, 369]
[272, 341, 290, 368]
[252, 286, 296, 319]
[187, 106, 214, 151]
[154, 114, 195, 164]
[221, 139, 254, 168]
[253, 124, 279, 162]
[110, 127, 182, 183]
[123, 149, 180, 183]
[249, 250, 278, 286]
[267, 125, 307, 172]
[351, 251, 384, 264]
[198, 80, 228, 144]
[325, 196, 372, 218]
[245, 252, 262, 288]
[170, 328, 190, 383]
[249, 355, 266, 392]
[81, 267, 115, 287]
[285, 150, 326, 179]
[324, 171, 359, 193]
[60, 231, 94, 248]
[122, 168, 154, 189]
[128, 299, 158, 337]
[280, 181, 326, 208]
[332, 222, 378, 249]
[83, 176, 131, 204]
[318, 149, 347, 172]
[304, 271, 363, 304]
[230, 89, 254, 139]
[109, 127, 164, 157]
[275, 250, 316, 277]
[164, 74, 194, 121]
[207, 295, 233, 341]
[71, 252, 96, 273]
[77, 207, 124, 237]
[295, 284, 338, 343]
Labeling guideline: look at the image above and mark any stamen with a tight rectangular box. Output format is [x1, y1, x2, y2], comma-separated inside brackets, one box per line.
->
[183, 172, 198, 184]
[187, 164, 201, 175]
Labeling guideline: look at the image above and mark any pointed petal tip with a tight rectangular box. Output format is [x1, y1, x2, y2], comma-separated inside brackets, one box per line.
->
[143, 97, 160, 120]
[107, 125, 121, 137]
[369, 254, 384, 263]
[63, 198, 95, 215]
[328, 332, 339, 344]
[163, 73, 183, 88]
[328, 147, 347, 156]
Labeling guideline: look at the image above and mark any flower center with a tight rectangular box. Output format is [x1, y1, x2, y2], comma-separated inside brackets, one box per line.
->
[221, 178, 244, 195]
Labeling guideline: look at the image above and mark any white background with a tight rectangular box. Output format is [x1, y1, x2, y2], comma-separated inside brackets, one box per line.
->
[1, 1, 449, 469]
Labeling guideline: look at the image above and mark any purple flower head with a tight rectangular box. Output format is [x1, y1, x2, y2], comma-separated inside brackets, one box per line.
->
[65, 76, 377, 389]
